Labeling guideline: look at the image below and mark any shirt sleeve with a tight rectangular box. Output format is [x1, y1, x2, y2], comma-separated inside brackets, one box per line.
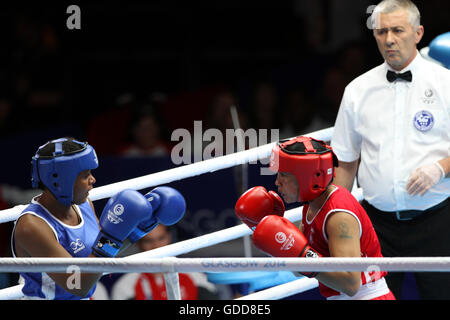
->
[331, 86, 362, 162]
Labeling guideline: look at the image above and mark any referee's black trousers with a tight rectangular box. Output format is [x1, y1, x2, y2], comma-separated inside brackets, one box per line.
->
[363, 199, 450, 300]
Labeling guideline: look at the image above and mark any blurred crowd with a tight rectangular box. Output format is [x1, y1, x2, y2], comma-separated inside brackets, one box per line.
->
[0, 1, 380, 147]
[2, 1, 447, 154]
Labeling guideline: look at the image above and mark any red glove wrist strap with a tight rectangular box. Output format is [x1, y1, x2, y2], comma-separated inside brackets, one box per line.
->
[299, 245, 321, 278]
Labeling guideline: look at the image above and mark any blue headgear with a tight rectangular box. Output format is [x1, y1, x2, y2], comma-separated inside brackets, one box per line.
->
[31, 138, 99, 206]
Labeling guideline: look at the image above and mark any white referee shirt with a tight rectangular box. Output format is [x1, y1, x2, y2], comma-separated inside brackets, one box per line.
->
[331, 52, 450, 212]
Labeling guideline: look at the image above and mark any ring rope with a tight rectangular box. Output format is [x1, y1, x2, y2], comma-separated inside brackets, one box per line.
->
[129, 206, 302, 259]
[236, 277, 319, 300]
[2, 257, 450, 273]
[0, 205, 303, 300]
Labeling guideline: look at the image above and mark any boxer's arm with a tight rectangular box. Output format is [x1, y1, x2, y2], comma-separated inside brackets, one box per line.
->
[333, 160, 359, 192]
[315, 212, 361, 297]
[14, 214, 102, 297]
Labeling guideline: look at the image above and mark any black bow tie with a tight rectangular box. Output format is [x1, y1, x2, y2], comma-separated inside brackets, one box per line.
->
[386, 70, 412, 82]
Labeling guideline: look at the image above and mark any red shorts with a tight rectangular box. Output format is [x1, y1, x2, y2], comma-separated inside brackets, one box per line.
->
[371, 291, 396, 300]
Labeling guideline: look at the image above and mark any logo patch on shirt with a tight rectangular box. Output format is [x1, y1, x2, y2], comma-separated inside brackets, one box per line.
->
[421, 89, 436, 104]
[70, 238, 86, 254]
[413, 110, 434, 132]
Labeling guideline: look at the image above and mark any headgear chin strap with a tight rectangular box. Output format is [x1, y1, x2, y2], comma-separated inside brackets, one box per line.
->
[269, 136, 339, 204]
[31, 138, 99, 206]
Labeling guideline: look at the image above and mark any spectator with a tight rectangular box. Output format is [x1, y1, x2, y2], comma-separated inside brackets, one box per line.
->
[120, 105, 171, 158]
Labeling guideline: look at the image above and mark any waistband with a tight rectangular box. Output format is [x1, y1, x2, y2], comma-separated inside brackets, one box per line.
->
[365, 198, 448, 221]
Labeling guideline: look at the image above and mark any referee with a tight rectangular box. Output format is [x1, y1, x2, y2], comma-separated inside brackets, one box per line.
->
[331, 0, 450, 299]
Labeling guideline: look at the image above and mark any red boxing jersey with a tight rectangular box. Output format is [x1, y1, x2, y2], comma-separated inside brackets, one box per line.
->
[302, 185, 388, 299]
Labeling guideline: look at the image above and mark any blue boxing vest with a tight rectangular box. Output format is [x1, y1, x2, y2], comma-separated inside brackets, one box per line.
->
[11, 196, 100, 300]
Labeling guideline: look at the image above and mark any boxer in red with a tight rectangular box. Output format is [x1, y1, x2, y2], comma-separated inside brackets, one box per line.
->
[235, 136, 395, 300]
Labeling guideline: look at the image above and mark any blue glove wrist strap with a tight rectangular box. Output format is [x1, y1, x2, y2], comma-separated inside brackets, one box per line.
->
[92, 232, 123, 257]
[127, 222, 159, 243]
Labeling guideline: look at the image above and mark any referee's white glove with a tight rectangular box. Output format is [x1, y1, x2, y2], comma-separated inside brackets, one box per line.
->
[406, 162, 445, 196]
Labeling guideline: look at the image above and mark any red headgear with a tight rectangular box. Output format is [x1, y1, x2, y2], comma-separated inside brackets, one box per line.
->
[269, 136, 339, 203]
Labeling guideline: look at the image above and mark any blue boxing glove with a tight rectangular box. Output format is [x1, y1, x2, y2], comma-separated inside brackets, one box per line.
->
[127, 186, 186, 243]
[92, 189, 153, 257]
[151, 186, 186, 225]
[127, 192, 161, 243]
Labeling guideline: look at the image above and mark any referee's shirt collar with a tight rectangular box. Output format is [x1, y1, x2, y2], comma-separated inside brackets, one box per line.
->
[384, 50, 422, 87]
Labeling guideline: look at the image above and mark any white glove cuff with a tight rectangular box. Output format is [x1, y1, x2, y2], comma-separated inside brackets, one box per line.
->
[434, 162, 446, 180]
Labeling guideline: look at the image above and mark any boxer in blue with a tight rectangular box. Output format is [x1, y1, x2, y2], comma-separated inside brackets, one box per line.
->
[11, 137, 185, 299]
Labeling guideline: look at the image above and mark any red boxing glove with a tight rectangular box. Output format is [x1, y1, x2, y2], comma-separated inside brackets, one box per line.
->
[235, 186, 285, 229]
[252, 215, 321, 277]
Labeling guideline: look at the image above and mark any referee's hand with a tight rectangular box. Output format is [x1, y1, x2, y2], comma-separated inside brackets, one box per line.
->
[406, 162, 445, 196]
